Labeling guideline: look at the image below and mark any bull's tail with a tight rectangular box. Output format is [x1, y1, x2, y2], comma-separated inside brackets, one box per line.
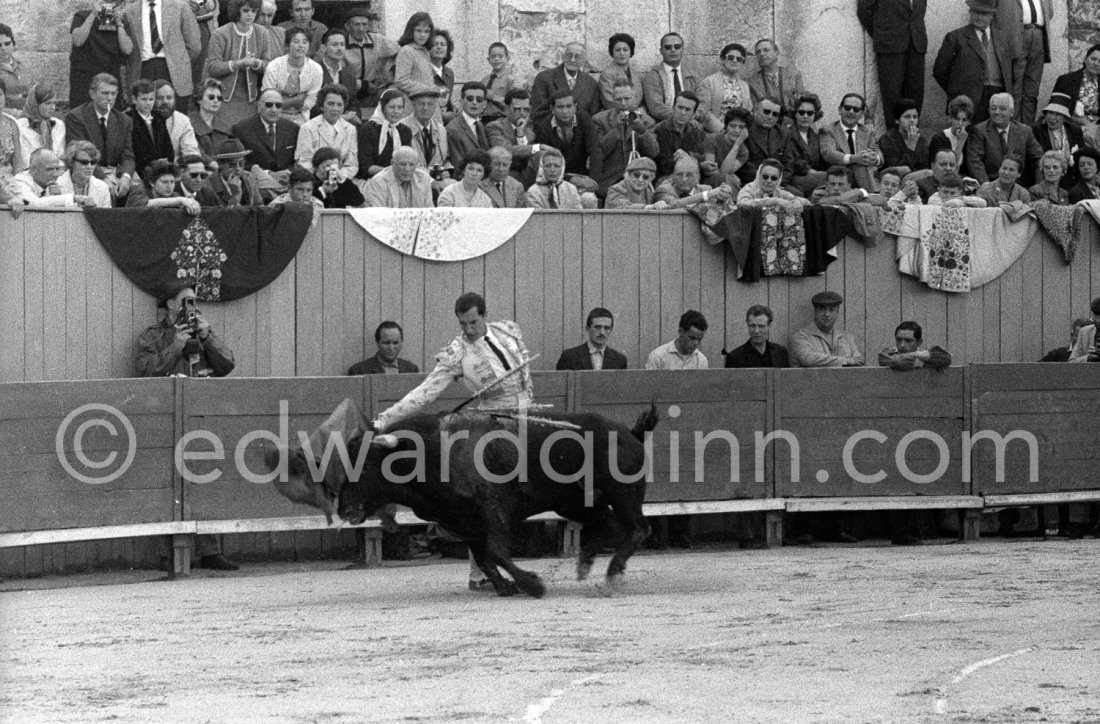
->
[630, 403, 659, 441]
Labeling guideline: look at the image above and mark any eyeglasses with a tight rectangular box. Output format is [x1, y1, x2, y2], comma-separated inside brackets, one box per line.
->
[724, 55, 745, 62]
[563, 52, 583, 61]
[188, 171, 209, 179]
[73, 157, 96, 165]
[262, 101, 284, 108]
[841, 104, 863, 113]
[204, 94, 224, 101]
[663, 43, 682, 50]
[759, 173, 781, 181]
[759, 108, 780, 117]
[795, 109, 816, 116]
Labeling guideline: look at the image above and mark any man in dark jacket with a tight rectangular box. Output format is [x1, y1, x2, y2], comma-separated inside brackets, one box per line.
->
[857, 0, 928, 127]
[556, 308, 628, 371]
[723, 304, 790, 368]
[348, 321, 420, 375]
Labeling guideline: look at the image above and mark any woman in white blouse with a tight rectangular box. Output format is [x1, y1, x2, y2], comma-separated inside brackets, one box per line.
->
[261, 26, 322, 125]
[436, 150, 493, 207]
[697, 43, 753, 134]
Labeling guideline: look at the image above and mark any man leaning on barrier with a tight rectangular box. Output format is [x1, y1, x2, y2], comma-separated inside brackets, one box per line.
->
[370, 292, 534, 592]
[877, 321, 952, 371]
[790, 291, 864, 368]
[134, 279, 238, 571]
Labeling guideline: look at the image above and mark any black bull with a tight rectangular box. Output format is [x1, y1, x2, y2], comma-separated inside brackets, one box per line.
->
[270, 406, 658, 597]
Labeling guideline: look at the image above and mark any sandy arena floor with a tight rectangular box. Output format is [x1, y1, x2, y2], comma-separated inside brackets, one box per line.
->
[2, 539, 1099, 723]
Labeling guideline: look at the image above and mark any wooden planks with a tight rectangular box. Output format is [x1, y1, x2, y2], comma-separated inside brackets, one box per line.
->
[2, 209, 1100, 382]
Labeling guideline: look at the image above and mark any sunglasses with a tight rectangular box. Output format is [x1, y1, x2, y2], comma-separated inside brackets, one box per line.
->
[263, 101, 284, 108]
[628, 171, 654, 179]
[724, 55, 745, 62]
[464, 96, 486, 103]
[760, 108, 780, 117]
[205, 94, 224, 101]
[841, 104, 863, 112]
[663, 43, 683, 50]
[759, 173, 781, 181]
[795, 109, 816, 116]
[188, 171, 210, 179]
[73, 157, 96, 165]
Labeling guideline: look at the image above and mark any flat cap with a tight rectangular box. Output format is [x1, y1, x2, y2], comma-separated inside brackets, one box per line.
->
[811, 291, 843, 306]
[625, 156, 657, 173]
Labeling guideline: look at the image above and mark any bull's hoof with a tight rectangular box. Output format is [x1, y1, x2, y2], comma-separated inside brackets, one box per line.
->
[576, 559, 593, 581]
[516, 574, 546, 599]
[605, 572, 626, 591]
[492, 579, 517, 597]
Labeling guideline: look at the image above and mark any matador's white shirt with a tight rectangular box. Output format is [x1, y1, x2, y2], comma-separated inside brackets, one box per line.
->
[373, 320, 534, 432]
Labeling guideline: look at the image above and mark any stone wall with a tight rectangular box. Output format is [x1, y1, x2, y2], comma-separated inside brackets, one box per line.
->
[4, 0, 1099, 128]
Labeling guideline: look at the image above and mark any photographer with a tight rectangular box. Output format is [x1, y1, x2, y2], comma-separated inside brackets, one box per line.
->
[69, 1, 133, 111]
[311, 145, 364, 208]
[134, 280, 235, 379]
[135, 280, 237, 571]
[592, 77, 658, 194]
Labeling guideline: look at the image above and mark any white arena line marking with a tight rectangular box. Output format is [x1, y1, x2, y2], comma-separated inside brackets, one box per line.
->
[522, 674, 603, 723]
[933, 648, 1032, 715]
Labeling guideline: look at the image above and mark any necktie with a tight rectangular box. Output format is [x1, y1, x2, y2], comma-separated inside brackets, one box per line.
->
[495, 181, 503, 200]
[566, 73, 576, 91]
[846, 128, 856, 155]
[474, 119, 488, 149]
[980, 30, 990, 53]
[1000, 129, 1008, 154]
[267, 122, 276, 150]
[99, 116, 108, 142]
[484, 337, 511, 370]
[1025, 0, 1039, 24]
[422, 128, 434, 163]
[149, 1, 163, 55]
[592, 348, 603, 371]
[672, 67, 682, 97]
[488, 72, 498, 90]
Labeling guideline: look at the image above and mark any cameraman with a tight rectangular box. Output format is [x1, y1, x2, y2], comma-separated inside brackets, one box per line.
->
[592, 77, 658, 194]
[135, 280, 237, 571]
[135, 281, 235, 379]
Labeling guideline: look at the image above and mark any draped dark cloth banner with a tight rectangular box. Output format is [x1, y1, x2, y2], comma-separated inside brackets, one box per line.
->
[698, 205, 854, 282]
[83, 206, 313, 302]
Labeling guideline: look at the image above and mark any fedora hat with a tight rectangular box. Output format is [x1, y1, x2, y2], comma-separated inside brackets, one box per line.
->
[213, 138, 251, 160]
[965, 0, 997, 13]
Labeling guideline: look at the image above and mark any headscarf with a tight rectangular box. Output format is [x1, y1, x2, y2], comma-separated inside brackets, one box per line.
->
[370, 89, 406, 156]
[23, 84, 56, 145]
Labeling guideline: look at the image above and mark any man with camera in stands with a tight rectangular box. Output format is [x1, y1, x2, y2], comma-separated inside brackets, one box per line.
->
[135, 280, 237, 569]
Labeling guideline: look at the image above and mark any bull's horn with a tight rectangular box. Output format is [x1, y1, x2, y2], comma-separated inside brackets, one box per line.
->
[371, 433, 399, 448]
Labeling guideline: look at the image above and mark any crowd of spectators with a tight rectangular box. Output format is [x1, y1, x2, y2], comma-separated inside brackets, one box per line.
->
[0, 0, 1095, 212]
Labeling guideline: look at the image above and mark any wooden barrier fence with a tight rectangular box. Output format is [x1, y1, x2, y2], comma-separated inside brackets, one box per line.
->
[2, 366, 1098, 577]
[2, 209, 1099, 384]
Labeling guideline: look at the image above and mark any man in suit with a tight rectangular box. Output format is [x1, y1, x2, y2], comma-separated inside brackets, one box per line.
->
[995, 0, 1053, 124]
[738, 96, 790, 187]
[401, 88, 451, 176]
[556, 308, 628, 371]
[232, 89, 300, 200]
[592, 77, 658, 193]
[745, 39, 805, 113]
[314, 28, 361, 124]
[486, 89, 539, 183]
[641, 32, 698, 123]
[127, 79, 174, 180]
[530, 41, 601, 124]
[196, 138, 263, 206]
[966, 92, 1044, 185]
[124, 0, 201, 113]
[348, 321, 420, 376]
[257, 0, 286, 49]
[857, 0, 927, 127]
[533, 90, 601, 194]
[481, 146, 527, 208]
[65, 72, 136, 199]
[819, 92, 883, 191]
[446, 81, 491, 179]
[932, 0, 1022, 125]
[917, 147, 963, 202]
